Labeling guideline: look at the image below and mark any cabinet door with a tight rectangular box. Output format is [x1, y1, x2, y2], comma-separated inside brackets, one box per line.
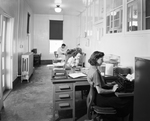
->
[134, 57, 150, 121]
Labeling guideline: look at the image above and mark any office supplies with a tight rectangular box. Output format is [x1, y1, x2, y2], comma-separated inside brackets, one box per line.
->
[52, 68, 67, 78]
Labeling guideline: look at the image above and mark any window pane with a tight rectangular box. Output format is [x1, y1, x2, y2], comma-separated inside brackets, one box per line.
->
[49, 40, 63, 53]
[106, 27, 110, 33]
[114, 20, 119, 27]
[127, 1, 138, 31]
[106, 15, 110, 26]
[114, 11, 119, 20]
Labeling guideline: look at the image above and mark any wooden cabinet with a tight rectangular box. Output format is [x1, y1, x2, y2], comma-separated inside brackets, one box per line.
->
[33, 54, 41, 66]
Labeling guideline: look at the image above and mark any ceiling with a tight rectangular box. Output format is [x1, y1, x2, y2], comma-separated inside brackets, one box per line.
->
[26, 0, 86, 16]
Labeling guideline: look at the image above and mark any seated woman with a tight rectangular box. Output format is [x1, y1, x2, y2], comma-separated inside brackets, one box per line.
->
[65, 51, 81, 70]
[87, 51, 133, 121]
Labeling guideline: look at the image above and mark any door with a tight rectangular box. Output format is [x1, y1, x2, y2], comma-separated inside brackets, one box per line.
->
[0, 14, 4, 112]
[1, 14, 13, 91]
[0, 12, 13, 110]
[1, 16, 7, 92]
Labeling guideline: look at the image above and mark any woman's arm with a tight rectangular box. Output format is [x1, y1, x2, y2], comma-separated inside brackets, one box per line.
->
[96, 84, 118, 94]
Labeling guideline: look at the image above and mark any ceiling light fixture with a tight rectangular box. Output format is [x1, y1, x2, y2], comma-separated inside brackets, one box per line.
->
[55, 5, 62, 13]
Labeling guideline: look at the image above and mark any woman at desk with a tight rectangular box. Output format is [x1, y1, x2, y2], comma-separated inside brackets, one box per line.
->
[65, 51, 81, 69]
[57, 43, 67, 61]
[87, 51, 133, 120]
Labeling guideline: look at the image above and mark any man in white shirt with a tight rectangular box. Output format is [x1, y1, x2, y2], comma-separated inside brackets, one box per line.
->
[67, 52, 81, 68]
[57, 44, 67, 61]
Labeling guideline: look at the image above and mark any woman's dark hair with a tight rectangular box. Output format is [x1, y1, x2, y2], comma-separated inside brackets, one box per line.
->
[62, 43, 66, 47]
[88, 51, 104, 65]
[72, 50, 78, 57]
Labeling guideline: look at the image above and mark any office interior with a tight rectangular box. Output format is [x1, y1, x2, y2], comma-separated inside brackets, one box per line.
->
[0, 0, 150, 121]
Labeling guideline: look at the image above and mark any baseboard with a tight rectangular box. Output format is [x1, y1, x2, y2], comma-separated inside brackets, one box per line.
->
[41, 60, 53, 65]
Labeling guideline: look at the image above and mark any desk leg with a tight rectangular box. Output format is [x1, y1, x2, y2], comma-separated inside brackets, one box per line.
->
[53, 85, 55, 121]
[73, 83, 75, 121]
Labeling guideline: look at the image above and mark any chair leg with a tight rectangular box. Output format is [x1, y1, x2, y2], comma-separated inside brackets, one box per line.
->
[94, 114, 103, 121]
[123, 114, 130, 121]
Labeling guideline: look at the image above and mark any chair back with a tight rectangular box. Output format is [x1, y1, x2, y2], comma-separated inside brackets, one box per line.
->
[54, 51, 58, 58]
[78, 53, 86, 67]
[86, 83, 96, 119]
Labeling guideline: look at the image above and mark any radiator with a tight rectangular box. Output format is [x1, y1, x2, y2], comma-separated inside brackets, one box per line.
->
[21, 52, 34, 82]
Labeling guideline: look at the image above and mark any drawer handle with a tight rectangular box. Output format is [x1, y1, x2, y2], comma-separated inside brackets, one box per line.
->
[59, 103, 70, 108]
[59, 94, 70, 99]
[59, 85, 70, 90]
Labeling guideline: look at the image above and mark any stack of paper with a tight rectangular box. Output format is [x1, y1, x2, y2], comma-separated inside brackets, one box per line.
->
[68, 72, 87, 78]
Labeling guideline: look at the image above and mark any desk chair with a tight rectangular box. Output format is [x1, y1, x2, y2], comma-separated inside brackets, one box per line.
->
[86, 83, 117, 121]
[53, 51, 62, 63]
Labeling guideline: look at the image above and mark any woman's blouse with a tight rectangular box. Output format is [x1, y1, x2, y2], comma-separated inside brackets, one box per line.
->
[87, 66, 106, 88]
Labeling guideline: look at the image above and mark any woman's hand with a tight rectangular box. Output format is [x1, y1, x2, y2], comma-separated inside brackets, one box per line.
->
[112, 84, 118, 92]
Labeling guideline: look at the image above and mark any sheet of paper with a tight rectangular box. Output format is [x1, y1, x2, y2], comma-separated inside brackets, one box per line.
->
[105, 63, 113, 76]
[68, 72, 87, 78]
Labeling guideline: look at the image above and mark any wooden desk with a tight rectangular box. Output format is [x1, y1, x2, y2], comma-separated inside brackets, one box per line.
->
[51, 73, 128, 121]
[52, 75, 88, 121]
[115, 92, 134, 97]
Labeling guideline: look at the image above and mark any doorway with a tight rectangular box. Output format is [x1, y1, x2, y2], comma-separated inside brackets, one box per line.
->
[1, 14, 13, 95]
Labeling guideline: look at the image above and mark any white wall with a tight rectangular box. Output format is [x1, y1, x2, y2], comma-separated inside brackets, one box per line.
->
[80, 31, 150, 71]
[0, 0, 34, 80]
[34, 14, 79, 60]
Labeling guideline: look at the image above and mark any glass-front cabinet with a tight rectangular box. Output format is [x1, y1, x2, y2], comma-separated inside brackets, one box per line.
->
[106, 0, 123, 34]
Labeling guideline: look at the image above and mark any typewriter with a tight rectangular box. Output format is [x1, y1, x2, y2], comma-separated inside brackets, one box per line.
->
[115, 73, 134, 93]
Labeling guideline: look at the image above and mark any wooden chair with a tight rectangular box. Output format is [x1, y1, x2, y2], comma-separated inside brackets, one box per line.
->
[86, 83, 117, 121]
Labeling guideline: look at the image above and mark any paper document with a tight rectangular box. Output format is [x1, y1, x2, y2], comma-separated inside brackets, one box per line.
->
[68, 72, 87, 78]
[105, 64, 113, 76]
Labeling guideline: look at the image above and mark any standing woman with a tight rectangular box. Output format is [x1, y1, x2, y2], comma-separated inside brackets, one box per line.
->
[87, 51, 133, 120]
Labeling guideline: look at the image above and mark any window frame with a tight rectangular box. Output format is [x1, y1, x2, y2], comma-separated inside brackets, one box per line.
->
[106, 7, 123, 33]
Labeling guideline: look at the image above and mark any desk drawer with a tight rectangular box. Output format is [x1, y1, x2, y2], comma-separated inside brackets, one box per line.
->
[55, 92, 73, 100]
[55, 83, 73, 92]
[55, 101, 73, 110]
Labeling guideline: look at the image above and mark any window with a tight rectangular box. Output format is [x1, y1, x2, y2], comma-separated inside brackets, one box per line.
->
[106, 0, 123, 34]
[142, 0, 150, 30]
[49, 20, 63, 53]
[127, 0, 139, 31]
[127, 0, 150, 31]
[49, 40, 63, 53]
[49, 20, 63, 39]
